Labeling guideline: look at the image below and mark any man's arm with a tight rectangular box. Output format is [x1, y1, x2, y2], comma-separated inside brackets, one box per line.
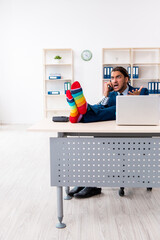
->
[100, 82, 113, 105]
[128, 86, 149, 96]
[100, 96, 109, 105]
[140, 87, 149, 95]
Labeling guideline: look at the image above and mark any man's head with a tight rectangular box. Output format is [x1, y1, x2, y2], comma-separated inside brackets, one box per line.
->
[111, 66, 130, 93]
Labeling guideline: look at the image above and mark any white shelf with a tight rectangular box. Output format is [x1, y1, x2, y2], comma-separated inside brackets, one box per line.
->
[103, 48, 130, 50]
[44, 48, 72, 51]
[132, 78, 160, 81]
[46, 109, 70, 112]
[45, 94, 66, 97]
[45, 79, 72, 81]
[103, 63, 130, 65]
[44, 63, 72, 66]
[102, 47, 160, 91]
[102, 78, 159, 81]
[133, 63, 160, 66]
[132, 47, 160, 50]
[43, 48, 73, 118]
[103, 63, 160, 66]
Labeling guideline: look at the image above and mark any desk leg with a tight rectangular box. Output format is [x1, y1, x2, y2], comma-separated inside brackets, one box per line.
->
[56, 186, 66, 229]
[64, 187, 72, 200]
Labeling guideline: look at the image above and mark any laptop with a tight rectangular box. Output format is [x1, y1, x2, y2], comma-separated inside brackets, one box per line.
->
[116, 95, 159, 126]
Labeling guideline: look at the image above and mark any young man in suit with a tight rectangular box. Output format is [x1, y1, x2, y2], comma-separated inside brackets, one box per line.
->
[66, 66, 149, 198]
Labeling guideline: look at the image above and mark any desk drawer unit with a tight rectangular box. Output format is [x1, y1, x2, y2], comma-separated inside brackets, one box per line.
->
[50, 137, 160, 188]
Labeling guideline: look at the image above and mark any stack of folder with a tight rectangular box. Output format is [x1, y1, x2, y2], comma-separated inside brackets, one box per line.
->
[103, 67, 113, 79]
[49, 74, 61, 80]
[148, 82, 160, 94]
[127, 66, 139, 78]
[48, 91, 60, 95]
[133, 66, 139, 78]
[103, 66, 139, 79]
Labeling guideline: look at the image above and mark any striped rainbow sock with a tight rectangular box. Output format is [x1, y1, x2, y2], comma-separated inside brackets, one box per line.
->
[71, 81, 87, 115]
[66, 90, 82, 123]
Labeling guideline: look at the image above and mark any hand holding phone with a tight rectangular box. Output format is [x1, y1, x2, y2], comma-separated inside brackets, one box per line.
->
[107, 84, 113, 91]
[104, 81, 113, 97]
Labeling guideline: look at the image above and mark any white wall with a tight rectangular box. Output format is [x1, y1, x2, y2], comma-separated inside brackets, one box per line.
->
[1, 0, 160, 124]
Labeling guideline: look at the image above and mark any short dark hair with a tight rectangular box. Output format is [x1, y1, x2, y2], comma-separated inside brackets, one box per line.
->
[111, 66, 130, 81]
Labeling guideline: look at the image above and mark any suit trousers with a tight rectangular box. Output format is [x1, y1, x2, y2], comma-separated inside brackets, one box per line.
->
[80, 104, 116, 123]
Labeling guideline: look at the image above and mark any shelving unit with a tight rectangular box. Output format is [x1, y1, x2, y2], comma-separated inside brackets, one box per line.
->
[43, 49, 73, 118]
[102, 48, 160, 94]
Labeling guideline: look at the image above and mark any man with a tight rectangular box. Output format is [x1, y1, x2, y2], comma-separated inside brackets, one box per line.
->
[66, 66, 149, 198]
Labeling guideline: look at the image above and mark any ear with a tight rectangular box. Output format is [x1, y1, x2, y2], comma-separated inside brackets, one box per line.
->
[125, 77, 129, 84]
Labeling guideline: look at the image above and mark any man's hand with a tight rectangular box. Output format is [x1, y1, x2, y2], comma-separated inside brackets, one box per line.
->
[104, 82, 113, 97]
[128, 86, 143, 95]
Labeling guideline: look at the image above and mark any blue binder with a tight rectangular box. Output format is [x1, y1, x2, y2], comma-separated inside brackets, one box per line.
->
[103, 66, 113, 79]
[107, 67, 110, 79]
[133, 66, 136, 79]
[49, 74, 61, 80]
[152, 82, 155, 94]
[135, 66, 139, 78]
[154, 82, 158, 94]
[103, 67, 107, 79]
[158, 82, 160, 94]
[64, 82, 68, 94]
[148, 82, 152, 94]
[109, 67, 113, 78]
[64, 82, 71, 94]
[67, 82, 71, 90]
[127, 66, 131, 78]
[48, 91, 60, 95]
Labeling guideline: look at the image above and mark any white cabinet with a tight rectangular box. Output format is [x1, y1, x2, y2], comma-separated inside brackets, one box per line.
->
[132, 48, 160, 90]
[43, 49, 73, 118]
[102, 48, 160, 94]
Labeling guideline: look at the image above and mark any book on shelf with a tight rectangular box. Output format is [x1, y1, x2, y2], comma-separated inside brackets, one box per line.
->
[48, 91, 60, 95]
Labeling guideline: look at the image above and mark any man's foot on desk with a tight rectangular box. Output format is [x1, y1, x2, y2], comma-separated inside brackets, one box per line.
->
[68, 187, 85, 197]
[66, 90, 82, 123]
[74, 187, 102, 198]
[71, 81, 87, 115]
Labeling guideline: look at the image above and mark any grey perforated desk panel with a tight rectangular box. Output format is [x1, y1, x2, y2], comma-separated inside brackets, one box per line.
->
[29, 119, 160, 228]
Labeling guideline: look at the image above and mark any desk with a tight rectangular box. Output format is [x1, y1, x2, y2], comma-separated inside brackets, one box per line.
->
[29, 119, 160, 228]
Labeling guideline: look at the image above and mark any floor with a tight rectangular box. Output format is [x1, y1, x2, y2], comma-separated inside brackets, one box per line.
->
[0, 124, 160, 240]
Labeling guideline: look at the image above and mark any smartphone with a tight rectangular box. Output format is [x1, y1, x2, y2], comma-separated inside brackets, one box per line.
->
[108, 81, 113, 91]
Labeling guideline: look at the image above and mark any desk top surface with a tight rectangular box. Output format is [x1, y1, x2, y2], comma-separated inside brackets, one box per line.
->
[28, 118, 160, 133]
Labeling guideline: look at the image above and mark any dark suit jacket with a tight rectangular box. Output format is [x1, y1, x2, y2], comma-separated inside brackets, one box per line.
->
[82, 86, 149, 123]
[107, 85, 149, 107]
